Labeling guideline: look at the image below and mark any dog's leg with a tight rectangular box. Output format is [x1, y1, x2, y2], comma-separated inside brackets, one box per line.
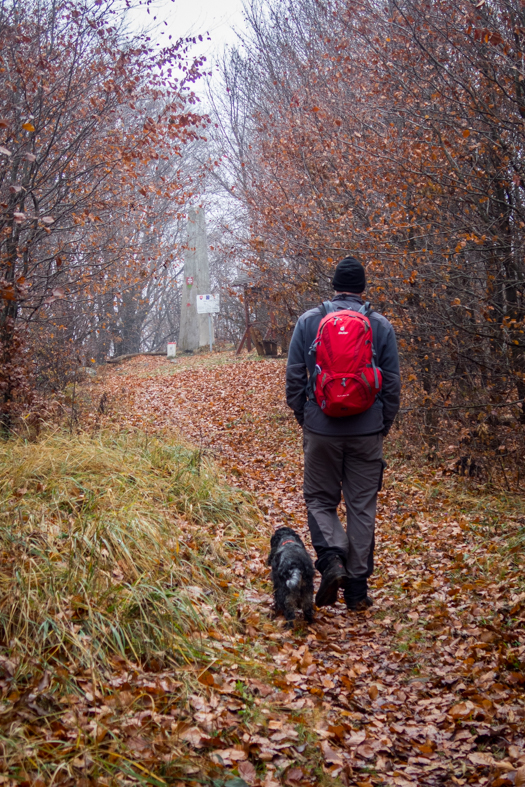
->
[276, 585, 296, 627]
[269, 568, 281, 617]
[303, 603, 314, 625]
[274, 583, 287, 619]
[302, 575, 315, 625]
[283, 596, 296, 629]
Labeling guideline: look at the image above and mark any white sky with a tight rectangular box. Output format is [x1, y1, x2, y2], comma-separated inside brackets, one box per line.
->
[126, 0, 248, 104]
[137, 0, 247, 66]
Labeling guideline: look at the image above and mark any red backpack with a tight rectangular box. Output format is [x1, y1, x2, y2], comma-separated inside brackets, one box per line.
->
[310, 301, 383, 417]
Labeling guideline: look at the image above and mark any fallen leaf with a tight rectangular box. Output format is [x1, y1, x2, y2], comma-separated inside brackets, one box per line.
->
[249, 679, 274, 697]
[449, 701, 475, 719]
[263, 772, 281, 787]
[210, 747, 248, 765]
[328, 724, 345, 740]
[238, 760, 257, 785]
[300, 649, 313, 669]
[181, 726, 207, 747]
[198, 670, 215, 687]
[468, 751, 496, 766]
[321, 740, 343, 765]
[346, 730, 367, 746]
[356, 742, 376, 759]
[285, 768, 304, 784]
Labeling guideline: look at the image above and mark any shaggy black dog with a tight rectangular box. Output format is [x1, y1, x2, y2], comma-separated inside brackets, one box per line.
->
[267, 527, 315, 628]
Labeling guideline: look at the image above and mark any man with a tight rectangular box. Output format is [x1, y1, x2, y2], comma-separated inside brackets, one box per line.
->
[286, 256, 400, 610]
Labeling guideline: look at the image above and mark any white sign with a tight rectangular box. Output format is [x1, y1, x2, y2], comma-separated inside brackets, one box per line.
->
[196, 293, 220, 314]
[167, 342, 177, 358]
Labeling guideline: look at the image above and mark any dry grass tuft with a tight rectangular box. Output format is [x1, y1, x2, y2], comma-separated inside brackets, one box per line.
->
[0, 429, 262, 671]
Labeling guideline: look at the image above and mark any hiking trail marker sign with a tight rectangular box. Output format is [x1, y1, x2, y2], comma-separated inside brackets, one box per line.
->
[196, 294, 220, 314]
[196, 294, 220, 352]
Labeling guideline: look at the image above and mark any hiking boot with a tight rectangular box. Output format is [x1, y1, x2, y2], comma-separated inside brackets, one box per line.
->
[315, 556, 348, 607]
[344, 577, 373, 611]
[346, 595, 374, 611]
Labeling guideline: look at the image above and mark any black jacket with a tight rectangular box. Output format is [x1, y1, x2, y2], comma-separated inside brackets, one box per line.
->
[285, 293, 401, 436]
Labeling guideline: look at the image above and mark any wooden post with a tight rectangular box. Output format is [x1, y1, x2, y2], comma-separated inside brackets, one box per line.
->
[236, 326, 250, 355]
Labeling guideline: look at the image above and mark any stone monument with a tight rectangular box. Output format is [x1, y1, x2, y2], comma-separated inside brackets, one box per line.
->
[178, 208, 213, 351]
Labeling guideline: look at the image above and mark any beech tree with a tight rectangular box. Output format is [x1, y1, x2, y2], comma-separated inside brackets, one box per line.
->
[0, 0, 206, 426]
[213, 0, 525, 466]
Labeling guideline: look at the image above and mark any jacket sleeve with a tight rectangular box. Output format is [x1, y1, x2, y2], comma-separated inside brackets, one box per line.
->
[286, 318, 308, 425]
[378, 322, 401, 435]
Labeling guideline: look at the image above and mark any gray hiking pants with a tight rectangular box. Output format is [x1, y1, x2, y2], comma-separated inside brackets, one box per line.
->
[303, 429, 384, 579]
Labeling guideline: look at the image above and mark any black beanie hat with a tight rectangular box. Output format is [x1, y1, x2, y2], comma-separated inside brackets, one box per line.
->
[332, 256, 366, 293]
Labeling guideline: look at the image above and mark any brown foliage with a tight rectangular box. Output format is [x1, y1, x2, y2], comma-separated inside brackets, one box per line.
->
[213, 0, 525, 468]
[0, 0, 206, 430]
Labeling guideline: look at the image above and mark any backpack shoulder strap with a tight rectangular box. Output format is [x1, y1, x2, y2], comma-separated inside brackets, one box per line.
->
[320, 300, 336, 318]
[322, 300, 372, 317]
[309, 301, 335, 358]
[358, 301, 372, 316]
[358, 301, 379, 383]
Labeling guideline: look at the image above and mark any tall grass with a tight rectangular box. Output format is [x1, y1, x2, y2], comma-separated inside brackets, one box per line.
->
[0, 430, 262, 672]
[0, 430, 265, 783]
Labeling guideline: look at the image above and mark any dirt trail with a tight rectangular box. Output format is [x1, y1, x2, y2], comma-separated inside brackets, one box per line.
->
[98, 352, 525, 787]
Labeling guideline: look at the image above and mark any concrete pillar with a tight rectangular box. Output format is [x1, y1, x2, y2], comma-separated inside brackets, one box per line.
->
[179, 208, 213, 351]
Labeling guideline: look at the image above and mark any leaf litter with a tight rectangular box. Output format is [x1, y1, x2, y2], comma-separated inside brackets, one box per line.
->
[2, 351, 524, 786]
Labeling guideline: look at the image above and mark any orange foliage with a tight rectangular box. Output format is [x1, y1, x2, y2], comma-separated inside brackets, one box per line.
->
[213, 0, 525, 470]
[0, 0, 207, 429]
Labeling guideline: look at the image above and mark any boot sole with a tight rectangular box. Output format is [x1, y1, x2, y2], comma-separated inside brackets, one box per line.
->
[346, 596, 374, 611]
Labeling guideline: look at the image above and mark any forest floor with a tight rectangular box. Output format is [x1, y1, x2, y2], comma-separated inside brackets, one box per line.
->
[87, 351, 525, 787]
[1, 350, 524, 787]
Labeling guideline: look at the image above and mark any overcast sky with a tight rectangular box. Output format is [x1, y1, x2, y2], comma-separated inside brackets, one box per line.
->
[137, 0, 247, 65]
[127, 0, 248, 103]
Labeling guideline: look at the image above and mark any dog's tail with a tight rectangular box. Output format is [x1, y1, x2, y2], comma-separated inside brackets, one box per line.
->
[286, 568, 301, 590]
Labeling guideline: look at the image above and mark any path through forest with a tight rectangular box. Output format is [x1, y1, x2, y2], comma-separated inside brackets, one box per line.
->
[96, 352, 525, 787]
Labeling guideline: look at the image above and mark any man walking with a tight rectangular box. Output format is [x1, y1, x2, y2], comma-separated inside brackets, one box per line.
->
[286, 256, 400, 610]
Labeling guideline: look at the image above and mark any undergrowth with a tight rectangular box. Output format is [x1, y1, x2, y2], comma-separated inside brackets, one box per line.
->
[0, 429, 269, 785]
[0, 429, 262, 673]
